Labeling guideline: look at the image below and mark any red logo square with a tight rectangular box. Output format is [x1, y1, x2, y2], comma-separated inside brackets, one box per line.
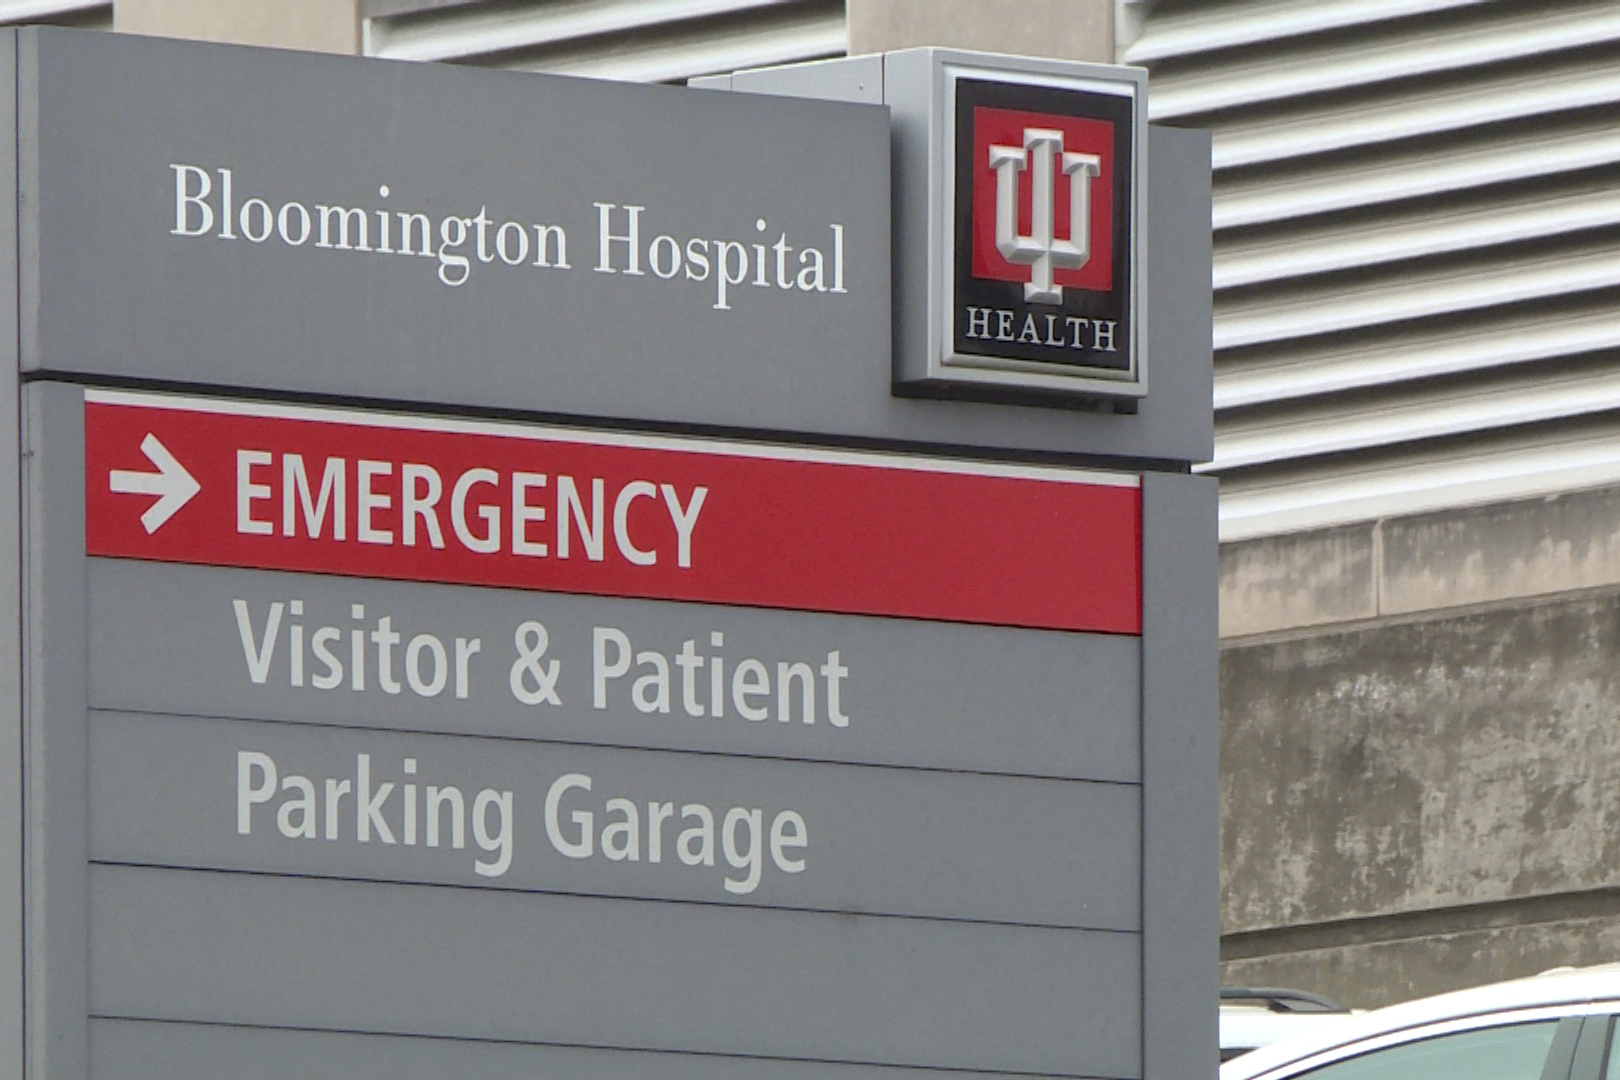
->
[970, 106, 1114, 293]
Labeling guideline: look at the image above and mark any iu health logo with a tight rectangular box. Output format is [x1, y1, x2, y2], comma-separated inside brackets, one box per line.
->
[950, 76, 1135, 381]
[988, 127, 1102, 303]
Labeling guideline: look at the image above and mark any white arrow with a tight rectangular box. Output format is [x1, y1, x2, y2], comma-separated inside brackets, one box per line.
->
[109, 433, 201, 534]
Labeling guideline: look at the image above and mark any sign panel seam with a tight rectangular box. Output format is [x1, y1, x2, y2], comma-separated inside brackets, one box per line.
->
[82, 1014, 1138, 1080]
[83, 861, 1145, 936]
[85, 389, 1140, 489]
[86, 704, 1145, 787]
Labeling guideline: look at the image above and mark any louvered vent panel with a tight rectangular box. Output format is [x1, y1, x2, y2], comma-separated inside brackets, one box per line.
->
[0, 0, 109, 28]
[365, 0, 846, 84]
[1127, 0, 1620, 541]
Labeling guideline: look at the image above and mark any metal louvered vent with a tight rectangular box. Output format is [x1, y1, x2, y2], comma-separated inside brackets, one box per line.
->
[364, 0, 847, 84]
[0, 0, 109, 28]
[1127, 0, 1620, 541]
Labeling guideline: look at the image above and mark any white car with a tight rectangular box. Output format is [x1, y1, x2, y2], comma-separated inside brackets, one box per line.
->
[1222, 964, 1620, 1080]
[1221, 988, 1356, 1062]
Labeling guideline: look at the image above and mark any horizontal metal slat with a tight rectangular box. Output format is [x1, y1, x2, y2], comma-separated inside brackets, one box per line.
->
[0, 0, 105, 22]
[1215, 175, 1620, 290]
[1124, 0, 1482, 65]
[1151, 3, 1620, 121]
[364, 0, 483, 17]
[1214, 361, 1620, 471]
[1133, 0, 1620, 541]
[1214, 303, 1620, 411]
[1215, 239, 1620, 352]
[1211, 50, 1620, 171]
[366, 0, 800, 63]
[1214, 111, 1620, 230]
[1211, 417, 1620, 542]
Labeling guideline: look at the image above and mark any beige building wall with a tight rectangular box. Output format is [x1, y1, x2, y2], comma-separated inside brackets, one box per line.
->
[115, 0, 360, 54]
[848, 0, 1114, 63]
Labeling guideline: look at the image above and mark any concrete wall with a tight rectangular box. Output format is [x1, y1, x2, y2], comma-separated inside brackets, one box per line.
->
[114, 0, 360, 54]
[847, 0, 1115, 63]
[1221, 483, 1620, 1007]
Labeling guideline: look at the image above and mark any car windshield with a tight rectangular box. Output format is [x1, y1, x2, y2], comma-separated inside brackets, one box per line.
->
[1288, 1019, 1559, 1080]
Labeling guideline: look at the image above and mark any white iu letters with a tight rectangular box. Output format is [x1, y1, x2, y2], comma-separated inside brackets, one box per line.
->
[988, 129, 1101, 303]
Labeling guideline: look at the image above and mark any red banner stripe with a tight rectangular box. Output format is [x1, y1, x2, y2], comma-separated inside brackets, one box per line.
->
[84, 392, 1141, 634]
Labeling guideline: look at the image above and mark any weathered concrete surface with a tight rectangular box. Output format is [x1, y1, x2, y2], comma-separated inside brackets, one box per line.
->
[1221, 485, 1620, 640]
[848, 0, 1114, 62]
[1382, 486, 1620, 618]
[1219, 524, 1376, 638]
[1222, 591, 1620, 934]
[1221, 911, 1620, 1010]
[1218, 485, 1620, 1005]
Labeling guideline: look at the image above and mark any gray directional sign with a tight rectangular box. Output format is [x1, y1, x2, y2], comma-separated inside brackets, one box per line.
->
[0, 25, 1216, 1080]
